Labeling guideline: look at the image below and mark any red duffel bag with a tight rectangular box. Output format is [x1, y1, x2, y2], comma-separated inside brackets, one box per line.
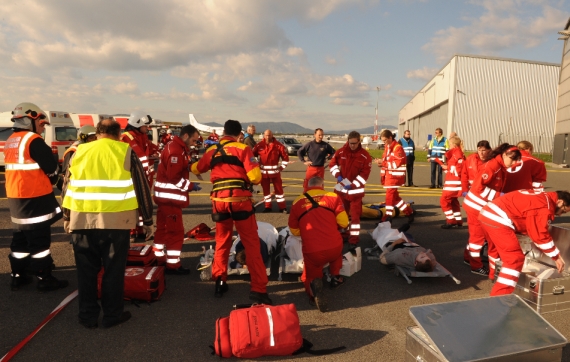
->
[213, 303, 345, 358]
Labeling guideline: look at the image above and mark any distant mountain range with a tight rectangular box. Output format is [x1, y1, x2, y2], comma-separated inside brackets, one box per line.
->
[204, 121, 395, 135]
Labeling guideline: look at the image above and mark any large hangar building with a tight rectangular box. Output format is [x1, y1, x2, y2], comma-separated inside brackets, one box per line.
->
[398, 54, 560, 152]
[553, 18, 570, 165]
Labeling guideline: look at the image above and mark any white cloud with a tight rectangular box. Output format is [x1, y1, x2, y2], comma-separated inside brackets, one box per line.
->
[257, 95, 297, 110]
[397, 90, 416, 97]
[407, 67, 439, 81]
[113, 82, 140, 95]
[422, 0, 570, 62]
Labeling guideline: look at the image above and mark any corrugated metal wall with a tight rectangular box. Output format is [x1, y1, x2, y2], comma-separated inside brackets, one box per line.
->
[454, 56, 559, 152]
[402, 102, 449, 148]
[555, 39, 570, 134]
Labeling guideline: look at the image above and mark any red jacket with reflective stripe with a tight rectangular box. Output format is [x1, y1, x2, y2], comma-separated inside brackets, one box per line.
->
[252, 139, 289, 179]
[436, 147, 465, 196]
[461, 153, 485, 193]
[381, 140, 406, 187]
[121, 130, 150, 174]
[478, 190, 560, 260]
[503, 150, 547, 193]
[288, 187, 349, 253]
[191, 136, 262, 198]
[329, 143, 372, 198]
[463, 155, 507, 213]
[154, 136, 194, 207]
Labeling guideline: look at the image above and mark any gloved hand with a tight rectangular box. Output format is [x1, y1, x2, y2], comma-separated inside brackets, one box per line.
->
[461, 192, 467, 197]
[336, 175, 343, 183]
[63, 220, 70, 234]
[143, 225, 155, 241]
[343, 184, 352, 190]
[192, 183, 202, 192]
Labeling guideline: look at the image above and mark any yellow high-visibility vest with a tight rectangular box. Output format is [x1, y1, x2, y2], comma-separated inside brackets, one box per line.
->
[63, 138, 138, 213]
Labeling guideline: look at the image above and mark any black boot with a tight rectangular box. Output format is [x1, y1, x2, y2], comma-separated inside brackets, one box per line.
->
[10, 272, 33, 291]
[36, 269, 69, 292]
[214, 277, 228, 298]
[249, 291, 273, 305]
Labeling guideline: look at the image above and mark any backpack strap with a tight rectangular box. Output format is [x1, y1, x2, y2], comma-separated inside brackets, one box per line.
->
[210, 140, 245, 169]
[292, 338, 346, 356]
[298, 193, 334, 222]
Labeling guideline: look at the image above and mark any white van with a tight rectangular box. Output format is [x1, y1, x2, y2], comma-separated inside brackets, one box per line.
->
[0, 110, 76, 168]
[70, 113, 163, 145]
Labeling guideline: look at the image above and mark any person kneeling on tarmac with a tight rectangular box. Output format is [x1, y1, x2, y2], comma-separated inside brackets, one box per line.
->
[380, 237, 437, 273]
[288, 176, 349, 313]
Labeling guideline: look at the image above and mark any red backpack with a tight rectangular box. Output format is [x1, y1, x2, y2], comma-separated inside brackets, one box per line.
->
[212, 303, 345, 358]
[186, 223, 214, 241]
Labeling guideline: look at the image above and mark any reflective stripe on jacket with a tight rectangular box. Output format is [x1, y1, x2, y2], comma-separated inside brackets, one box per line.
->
[4, 131, 53, 198]
[463, 155, 507, 212]
[154, 136, 192, 207]
[63, 138, 138, 213]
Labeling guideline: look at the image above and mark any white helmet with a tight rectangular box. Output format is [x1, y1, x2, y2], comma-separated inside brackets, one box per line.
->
[167, 129, 172, 134]
[78, 125, 97, 142]
[127, 111, 153, 128]
[11, 102, 48, 130]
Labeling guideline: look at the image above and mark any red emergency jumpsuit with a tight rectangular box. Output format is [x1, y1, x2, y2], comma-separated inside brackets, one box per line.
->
[207, 133, 219, 143]
[288, 187, 349, 297]
[503, 150, 547, 193]
[147, 141, 159, 186]
[436, 147, 465, 226]
[153, 136, 195, 269]
[461, 152, 487, 261]
[329, 142, 372, 245]
[479, 190, 560, 295]
[252, 139, 290, 211]
[159, 133, 172, 151]
[462, 155, 508, 272]
[191, 137, 267, 293]
[121, 129, 151, 237]
[380, 140, 413, 221]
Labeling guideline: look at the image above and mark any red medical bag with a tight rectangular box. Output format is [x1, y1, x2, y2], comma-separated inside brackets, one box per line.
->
[126, 244, 157, 267]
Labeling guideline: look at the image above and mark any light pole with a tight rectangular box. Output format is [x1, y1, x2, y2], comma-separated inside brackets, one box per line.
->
[375, 86, 380, 138]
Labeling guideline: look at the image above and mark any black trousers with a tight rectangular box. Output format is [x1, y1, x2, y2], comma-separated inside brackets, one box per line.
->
[430, 161, 443, 187]
[10, 227, 53, 274]
[72, 229, 129, 326]
[406, 155, 415, 186]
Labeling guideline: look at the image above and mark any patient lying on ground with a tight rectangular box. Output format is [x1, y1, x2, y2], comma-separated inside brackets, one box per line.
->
[379, 237, 437, 272]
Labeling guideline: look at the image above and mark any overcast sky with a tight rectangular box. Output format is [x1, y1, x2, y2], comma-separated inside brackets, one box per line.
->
[0, 0, 568, 130]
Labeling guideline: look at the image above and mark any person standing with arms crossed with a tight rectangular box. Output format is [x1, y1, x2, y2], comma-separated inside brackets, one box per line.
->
[398, 130, 416, 187]
[298, 128, 335, 192]
[428, 128, 448, 189]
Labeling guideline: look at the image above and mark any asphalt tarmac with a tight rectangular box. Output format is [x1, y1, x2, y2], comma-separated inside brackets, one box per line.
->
[2, 161, 570, 361]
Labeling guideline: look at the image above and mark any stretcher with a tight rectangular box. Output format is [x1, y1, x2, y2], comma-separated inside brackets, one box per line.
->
[277, 227, 304, 281]
[367, 222, 461, 285]
[196, 222, 278, 281]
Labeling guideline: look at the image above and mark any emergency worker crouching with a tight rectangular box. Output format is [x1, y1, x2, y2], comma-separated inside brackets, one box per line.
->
[153, 125, 202, 274]
[288, 177, 349, 312]
[4, 102, 67, 292]
[191, 119, 272, 304]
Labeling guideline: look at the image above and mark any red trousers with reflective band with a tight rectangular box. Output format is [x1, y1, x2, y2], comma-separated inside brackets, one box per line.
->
[303, 166, 324, 192]
[383, 187, 412, 220]
[153, 204, 184, 268]
[440, 194, 462, 225]
[302, 245, 343, 297]
[261, 175, 286, 210]
[463, 206, 485, 270]
[480, 222, 524, 296]
[212, 200, 268, 293]
[339, 194, 363, 245]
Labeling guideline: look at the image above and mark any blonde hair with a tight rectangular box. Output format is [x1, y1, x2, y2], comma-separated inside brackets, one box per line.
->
[517, 141, 534, 154]
[449, 136, 464, 151]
